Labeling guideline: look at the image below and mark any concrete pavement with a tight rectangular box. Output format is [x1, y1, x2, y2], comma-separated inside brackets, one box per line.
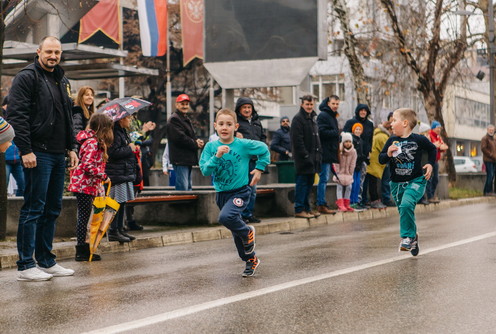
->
[1, 196, 493, 269]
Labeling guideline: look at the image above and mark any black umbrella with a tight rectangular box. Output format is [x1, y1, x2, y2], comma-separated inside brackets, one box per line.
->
[97, 97, 152, 122]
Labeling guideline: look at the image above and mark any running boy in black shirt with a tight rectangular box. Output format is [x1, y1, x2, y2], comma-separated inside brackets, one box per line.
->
[379, 108, 436, 255]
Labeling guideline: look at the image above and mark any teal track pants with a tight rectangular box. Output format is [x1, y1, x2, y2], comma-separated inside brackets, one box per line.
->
[390, 176, 427, 239]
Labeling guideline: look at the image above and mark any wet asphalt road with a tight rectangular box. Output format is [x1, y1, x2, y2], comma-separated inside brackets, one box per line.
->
[2, 203, 496, 334]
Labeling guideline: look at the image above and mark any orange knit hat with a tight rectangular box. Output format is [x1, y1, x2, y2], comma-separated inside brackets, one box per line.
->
[351, 123, 363, 133]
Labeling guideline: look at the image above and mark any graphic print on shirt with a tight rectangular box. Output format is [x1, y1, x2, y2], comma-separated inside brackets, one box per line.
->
[214, 150, 242, 189]
[394, 140, 418, 176]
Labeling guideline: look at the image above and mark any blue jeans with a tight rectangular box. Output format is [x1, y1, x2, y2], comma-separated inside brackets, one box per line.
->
[216, 185, 254, 261]
[381, 164, 391, 203]
[17, 152, 65, 270]
[242, 160, 257, 219]
[351, 170, 361, 203]
[6, 162, 25, 196]
[317, 163, 330, 206]
[484, 161, 495, 194]
[295, 174, 315, 213]
[173, 165, 192, 190]
[426, 161, 439, 199]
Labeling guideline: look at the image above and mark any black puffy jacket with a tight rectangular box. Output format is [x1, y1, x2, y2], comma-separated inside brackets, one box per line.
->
[72, 105, 89, 152]
[290, 108, 322, 175]
[343, 104, 374, 156]
[105, 123, 136, 185]
[317, 97, 340, 164]
[6, 58, 74, 155]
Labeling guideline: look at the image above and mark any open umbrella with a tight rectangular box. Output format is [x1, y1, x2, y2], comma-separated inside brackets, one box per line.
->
[97, 97, 152, 122]
[87, 181, 121, 261]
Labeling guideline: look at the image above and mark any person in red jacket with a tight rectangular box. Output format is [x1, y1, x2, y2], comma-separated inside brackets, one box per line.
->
[427, 121, 448, 203]
[68, 113, 114, 261]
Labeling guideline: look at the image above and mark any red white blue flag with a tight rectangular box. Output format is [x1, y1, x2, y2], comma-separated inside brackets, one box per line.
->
[138, 0, 168, 57]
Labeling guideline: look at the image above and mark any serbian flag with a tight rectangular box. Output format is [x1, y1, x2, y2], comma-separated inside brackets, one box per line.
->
[138, 0, 168, 57]
[79, 0, 122, 45]
[180, 0, 204, 65]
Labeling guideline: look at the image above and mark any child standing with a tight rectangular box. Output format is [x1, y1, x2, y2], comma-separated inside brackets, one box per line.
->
[68, 113, 114, 261]
[379, 108, 436, 255]
[333, 132, 357, 212]
[200, 109, 270, 277]
[350, 123, 365, 210]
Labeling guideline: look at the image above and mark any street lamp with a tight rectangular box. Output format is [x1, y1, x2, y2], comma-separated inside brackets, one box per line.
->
[454, 6, 496, 125]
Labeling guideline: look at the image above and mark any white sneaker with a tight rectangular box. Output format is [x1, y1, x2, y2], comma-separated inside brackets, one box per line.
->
[17, 267, 53, 281]
[38, 264, 75, 277]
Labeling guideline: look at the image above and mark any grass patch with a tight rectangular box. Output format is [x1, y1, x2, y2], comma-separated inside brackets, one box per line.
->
[448, 187, 483, 199]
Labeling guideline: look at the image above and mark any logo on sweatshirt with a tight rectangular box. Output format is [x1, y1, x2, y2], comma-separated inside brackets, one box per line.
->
[233, 197, 244, 207]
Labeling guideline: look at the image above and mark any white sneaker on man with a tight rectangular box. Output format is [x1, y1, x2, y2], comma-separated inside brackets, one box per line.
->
[17, 267, 53, 281]
[38, 264, 75, 277]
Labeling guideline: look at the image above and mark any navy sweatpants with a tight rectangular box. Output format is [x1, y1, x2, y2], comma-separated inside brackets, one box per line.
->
[216, 185, 255, 261]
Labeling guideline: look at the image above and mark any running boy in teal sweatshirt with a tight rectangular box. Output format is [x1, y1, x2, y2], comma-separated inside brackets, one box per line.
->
[200, 108, 270, 276]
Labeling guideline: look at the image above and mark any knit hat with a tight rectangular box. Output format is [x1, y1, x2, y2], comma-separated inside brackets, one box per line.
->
[351, 122, 363, 133]
[280, 116, 289, 122]
[341, 132, 353, 143]
[431, 120, 441, 129]
[418, 122, 430, 134]
[0, 116, 15, 144]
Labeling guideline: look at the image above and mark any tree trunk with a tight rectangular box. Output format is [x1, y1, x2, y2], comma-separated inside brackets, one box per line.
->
[331, 0, 371, 105]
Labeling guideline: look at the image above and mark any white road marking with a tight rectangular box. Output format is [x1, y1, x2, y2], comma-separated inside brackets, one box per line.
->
[83, 231, 496, 334]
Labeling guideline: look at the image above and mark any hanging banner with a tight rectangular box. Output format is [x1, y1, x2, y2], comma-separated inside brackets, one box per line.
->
[79, 0, 122, 45]
[138, 0, 168, 57]
[180, 0, 204, 65]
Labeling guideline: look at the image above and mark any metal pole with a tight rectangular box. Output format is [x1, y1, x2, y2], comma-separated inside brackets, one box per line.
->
[209, 74, 215, 136]
[166, 5, 172, 122]
[488, 1, 495, 125]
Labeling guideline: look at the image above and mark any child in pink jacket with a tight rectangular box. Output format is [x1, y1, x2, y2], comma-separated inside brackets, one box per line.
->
[333, 132, 357, 211]
[68, 113, 114, 261]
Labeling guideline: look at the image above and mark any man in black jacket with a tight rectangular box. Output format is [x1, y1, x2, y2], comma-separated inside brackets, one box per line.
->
[166, 94, 204, 190]
[235, 97, 266, 223]
[7, 36, 78, 281]
[291, 95, 322, 218]
[270, 116, 292, 161]
[316, 95, 340, 214]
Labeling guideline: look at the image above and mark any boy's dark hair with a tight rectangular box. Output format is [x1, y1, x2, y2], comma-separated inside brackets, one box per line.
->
[299, 95, 314, 103]
[329, 95, 340, 101]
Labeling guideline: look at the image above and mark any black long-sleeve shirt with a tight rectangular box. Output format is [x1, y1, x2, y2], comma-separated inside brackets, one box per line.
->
[379, 133, 436, 183]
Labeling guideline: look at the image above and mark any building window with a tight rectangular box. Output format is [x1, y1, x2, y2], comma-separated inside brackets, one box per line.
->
[311, 75, 345, 101]
[455, 97, 490, 128]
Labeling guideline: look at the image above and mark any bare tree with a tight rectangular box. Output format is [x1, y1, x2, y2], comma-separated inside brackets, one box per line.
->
[331, 0, 371, 106]
[378, 0, 470, 182]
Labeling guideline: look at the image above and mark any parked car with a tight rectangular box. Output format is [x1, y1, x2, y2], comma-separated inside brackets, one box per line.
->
[454, 157, 477, 173]
[470, 156, 484, 172]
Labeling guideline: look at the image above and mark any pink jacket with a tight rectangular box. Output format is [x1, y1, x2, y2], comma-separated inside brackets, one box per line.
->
[68, 130, 107, 196]
[332, 145, 357, 186]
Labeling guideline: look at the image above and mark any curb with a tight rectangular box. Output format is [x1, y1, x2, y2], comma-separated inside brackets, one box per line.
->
[1, 197, 494, 269]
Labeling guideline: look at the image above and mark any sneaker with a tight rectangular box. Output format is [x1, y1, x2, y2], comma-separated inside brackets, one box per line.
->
[242, 257, 260, 277]
[242, 225, 256, 255]
[38, 264, 75, 277]
[370, 200, 387, 209]
[384, 200, 396, 207]
[410, 234, 419, 256]
[17, 267, 53, 282]
[350, 203, 364, 212]
[245, 216, 261, 224]
[399, 237, 413, 251]
[428, 197, 440, 204]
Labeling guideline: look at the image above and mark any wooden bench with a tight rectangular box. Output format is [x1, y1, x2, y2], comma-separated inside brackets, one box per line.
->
[127, 194, 199, 205]
[256, 188, 275, 197]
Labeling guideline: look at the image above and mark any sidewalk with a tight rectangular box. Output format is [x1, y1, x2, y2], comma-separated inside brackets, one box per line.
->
[1, 197, 493, 269]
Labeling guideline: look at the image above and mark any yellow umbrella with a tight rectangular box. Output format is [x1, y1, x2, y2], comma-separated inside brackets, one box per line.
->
[87, 181, 120, 261]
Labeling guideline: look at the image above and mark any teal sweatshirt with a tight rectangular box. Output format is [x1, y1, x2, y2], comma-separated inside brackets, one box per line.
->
[200, 138, 270, 192]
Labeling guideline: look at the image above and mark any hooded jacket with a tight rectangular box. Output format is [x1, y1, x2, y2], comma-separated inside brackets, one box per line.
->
[235, 97, 266, 143]
[366, 124, 390, 179]
[343, 104, 374, 157]
[317, 97, 340, 164]
[290, 107, 322, 174]
[68, 129, 107, 196]
[105, 122, 136, 185]
[167, 110, 199, 166]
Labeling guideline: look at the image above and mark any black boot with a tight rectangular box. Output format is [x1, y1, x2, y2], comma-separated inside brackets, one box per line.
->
[119, 228, 136, 241]
[127, 220, 144, 231]
[108, 229, 131, 243]
[75, 243, 101, 261]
